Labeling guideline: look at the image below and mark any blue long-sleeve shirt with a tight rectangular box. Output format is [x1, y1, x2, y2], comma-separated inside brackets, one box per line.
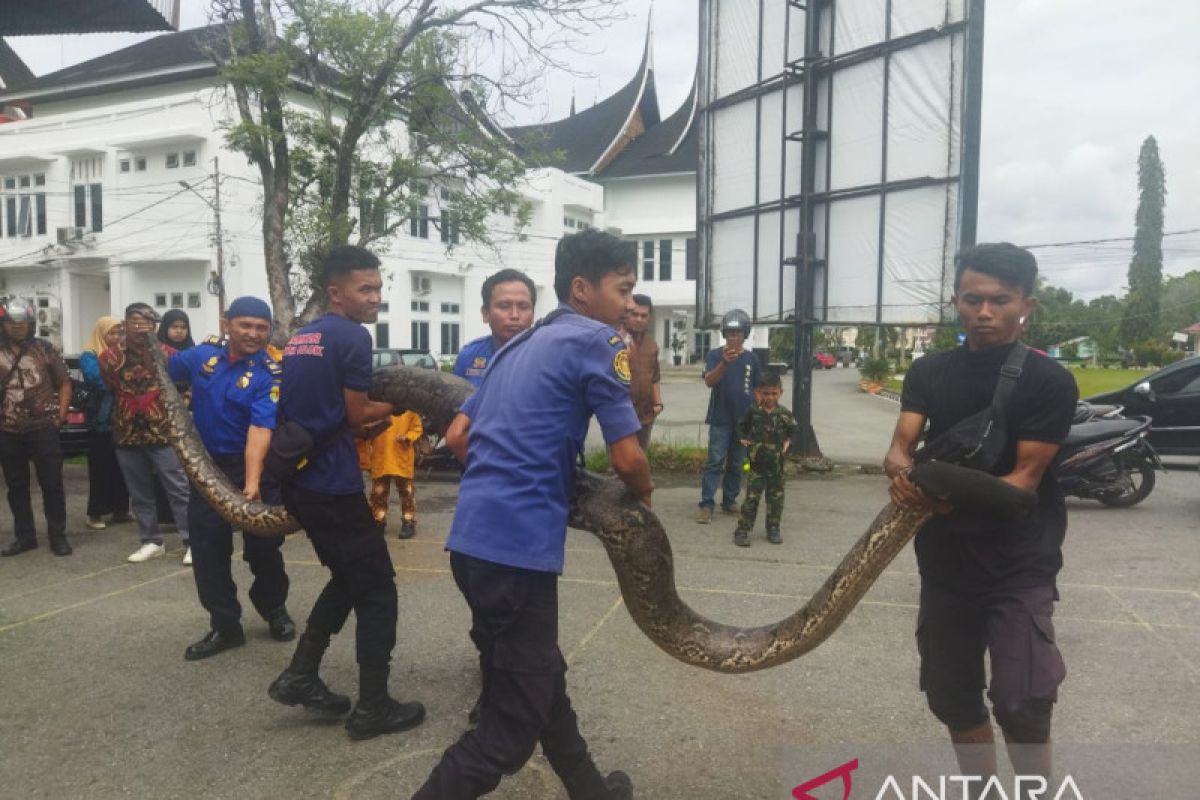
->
[80, 350, 115, 432]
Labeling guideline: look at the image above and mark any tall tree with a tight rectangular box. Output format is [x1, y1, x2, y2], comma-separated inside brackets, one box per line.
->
[1120, 135, 1166, 345]
[208, 0, 618, 339]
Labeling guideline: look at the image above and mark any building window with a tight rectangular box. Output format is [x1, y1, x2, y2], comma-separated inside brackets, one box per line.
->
[1, 172, 48, 238]
[119, 159, 131, 173]
[411, 320, 429, 350]
[659, 239, 673, 281]
[642, 240, 655, 281]
[441, 322, 461, 355]
[187, 292, 201, 309]
[376, 322, 390, 348]
[440, 302, 460, 314]
[73, 182, 103, 232]
[170, 293, 183, 308]
[135, 157, 147, 172]
[166, 153, 180, 169]
[154, 293, 167, 307]
[182, 150, 197, 167]
[439, 211, 459, 245]
[410, 204, 429, 239]
[411, 300, 429, 312]
[686, 237, 698, 280]
[379, 302, 390, 313]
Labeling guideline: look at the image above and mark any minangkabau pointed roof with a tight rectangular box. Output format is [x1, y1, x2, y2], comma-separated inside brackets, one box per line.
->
[595, 74, 696, 179]
[506, 21, 660, 176]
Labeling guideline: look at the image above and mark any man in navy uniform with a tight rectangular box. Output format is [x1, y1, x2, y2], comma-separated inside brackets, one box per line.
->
[412, 229, 651, 799]
[267, 245, 425, 741]
[453, 268, 537, 387]
[167, 296, 294, 660]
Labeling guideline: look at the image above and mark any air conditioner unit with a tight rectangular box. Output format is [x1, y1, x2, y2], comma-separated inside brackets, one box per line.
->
[412, 275, 432, 296]
[56, 227, 80, 245]
[37, 306, 62, 329]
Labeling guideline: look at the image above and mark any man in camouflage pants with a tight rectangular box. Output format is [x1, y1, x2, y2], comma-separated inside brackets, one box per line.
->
[733, 372, 796, 547]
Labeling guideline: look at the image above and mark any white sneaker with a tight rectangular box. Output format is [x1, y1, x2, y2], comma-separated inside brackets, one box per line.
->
[127, 542, 166, 563]
[86, 516, 107, 530]
[182, 547, 193, 566]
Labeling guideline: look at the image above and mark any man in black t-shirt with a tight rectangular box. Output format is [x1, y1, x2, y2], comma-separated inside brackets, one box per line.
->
[884, 243, 1078, 791]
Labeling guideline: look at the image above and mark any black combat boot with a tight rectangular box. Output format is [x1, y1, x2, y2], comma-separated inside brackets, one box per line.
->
[268, 631, 351, 715]
[344, 665, 426, 740]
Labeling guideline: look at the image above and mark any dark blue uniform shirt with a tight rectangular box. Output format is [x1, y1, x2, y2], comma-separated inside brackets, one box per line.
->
[704, 347, 761, 425]
[277, 314, 373, 495]
[168, 339, 281, 456]
[453, 335, 498, 388]
[445, 305, 641, 574]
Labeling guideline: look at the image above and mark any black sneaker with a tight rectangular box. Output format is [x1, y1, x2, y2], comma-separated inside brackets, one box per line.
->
[269, 669, 352, 715]
[733, 530, 750, 548]
[766, 528, 783, 545]
[345, 697, 426, 741]
[398, 520, 416, 540]
[604, 770, 634, 800]
[267, 607, 297, 642]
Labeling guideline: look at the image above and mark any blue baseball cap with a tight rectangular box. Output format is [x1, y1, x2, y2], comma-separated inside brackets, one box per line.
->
[225, 296, 272, 322]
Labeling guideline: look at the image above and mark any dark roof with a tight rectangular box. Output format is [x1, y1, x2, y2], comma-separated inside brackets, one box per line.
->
[1, 24, 222, 98]
[506, 46, 659, 175]
[596, 78, 696, 179]
[0, 39, 35, 90]
[1, 0, 175, 36]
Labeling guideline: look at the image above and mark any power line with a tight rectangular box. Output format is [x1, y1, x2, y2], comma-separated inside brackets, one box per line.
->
[1022, 228, 1200, 250]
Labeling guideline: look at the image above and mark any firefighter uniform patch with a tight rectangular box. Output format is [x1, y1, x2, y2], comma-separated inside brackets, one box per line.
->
[612, 349, 631, 384]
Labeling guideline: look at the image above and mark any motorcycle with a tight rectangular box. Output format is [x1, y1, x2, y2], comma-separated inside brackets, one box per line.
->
[1055, 411, 1162, 507]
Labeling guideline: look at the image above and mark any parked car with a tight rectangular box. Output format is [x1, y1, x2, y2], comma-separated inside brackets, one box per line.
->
[1086, 356, 1200, 456]
[372, 348, 438, 370]
[812, 350, 836, 369]
[61, 356, 89, 459]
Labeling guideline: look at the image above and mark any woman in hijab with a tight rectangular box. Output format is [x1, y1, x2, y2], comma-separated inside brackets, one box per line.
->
[153, 309, 194, 531]
[81, 316, 130, 529]
[157, 309, 195, 351]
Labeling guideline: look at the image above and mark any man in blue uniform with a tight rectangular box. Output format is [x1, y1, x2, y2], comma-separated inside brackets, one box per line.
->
[267, 245, 425, 741]
[167, 297, 294, 661]
[453, 268, 536, 387]
[412, 230, 651, 800]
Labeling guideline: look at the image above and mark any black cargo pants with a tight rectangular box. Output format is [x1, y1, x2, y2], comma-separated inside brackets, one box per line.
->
[187, 454, 288, 633]
[412, 552, 610, 800]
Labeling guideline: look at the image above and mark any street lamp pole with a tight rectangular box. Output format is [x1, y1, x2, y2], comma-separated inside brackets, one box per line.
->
[178, 159, 225, 324]
[212, 156, 225, 319]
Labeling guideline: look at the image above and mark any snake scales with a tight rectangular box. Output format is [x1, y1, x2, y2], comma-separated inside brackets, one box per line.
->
[148, 343, 1035, 673]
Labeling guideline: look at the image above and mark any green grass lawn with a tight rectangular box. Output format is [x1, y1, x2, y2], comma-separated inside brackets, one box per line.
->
[885, 366, 1146, 399]
[1068, 367, 1144, 399]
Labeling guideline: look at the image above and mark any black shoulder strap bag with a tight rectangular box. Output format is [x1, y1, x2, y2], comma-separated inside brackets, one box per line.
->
[913, 343, 1029, 473]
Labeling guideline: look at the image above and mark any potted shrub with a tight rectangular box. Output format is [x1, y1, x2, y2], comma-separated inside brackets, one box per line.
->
[669, 331, 686, 366]
[858, 356, 892, 394]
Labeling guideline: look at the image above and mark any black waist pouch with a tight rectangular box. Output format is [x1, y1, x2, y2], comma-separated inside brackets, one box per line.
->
[264, 420, 316, 484]
[914, 344, 1029, 472]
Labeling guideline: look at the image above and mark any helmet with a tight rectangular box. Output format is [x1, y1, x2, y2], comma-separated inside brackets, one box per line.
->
[0, 298, 35, 324]
[719, 309, 751, 335]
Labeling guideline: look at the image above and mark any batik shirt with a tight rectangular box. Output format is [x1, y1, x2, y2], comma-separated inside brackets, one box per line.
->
[0, 338, 69, 434]
[100, 343, 177, 446]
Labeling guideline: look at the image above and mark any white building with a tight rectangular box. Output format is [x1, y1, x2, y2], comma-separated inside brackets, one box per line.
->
[0, 22, 698, 361]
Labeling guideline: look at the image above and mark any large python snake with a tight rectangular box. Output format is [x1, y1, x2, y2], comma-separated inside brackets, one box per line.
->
[147, 343, 1034, 674]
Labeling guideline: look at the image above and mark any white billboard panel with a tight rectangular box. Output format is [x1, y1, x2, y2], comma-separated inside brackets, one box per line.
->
[698, 0, 983, 327]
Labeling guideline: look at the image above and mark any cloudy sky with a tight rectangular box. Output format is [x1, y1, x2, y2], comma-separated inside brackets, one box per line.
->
[9, 0, 1200, 301]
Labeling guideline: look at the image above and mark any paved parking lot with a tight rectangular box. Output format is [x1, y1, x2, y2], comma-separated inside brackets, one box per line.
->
[1, 460, 1197, 798]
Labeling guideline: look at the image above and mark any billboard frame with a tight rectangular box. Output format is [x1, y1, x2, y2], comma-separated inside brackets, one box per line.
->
[697, 0, 986, 454]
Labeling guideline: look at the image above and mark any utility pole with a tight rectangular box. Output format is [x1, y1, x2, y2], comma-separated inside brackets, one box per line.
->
[212, 156, 226, 320]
